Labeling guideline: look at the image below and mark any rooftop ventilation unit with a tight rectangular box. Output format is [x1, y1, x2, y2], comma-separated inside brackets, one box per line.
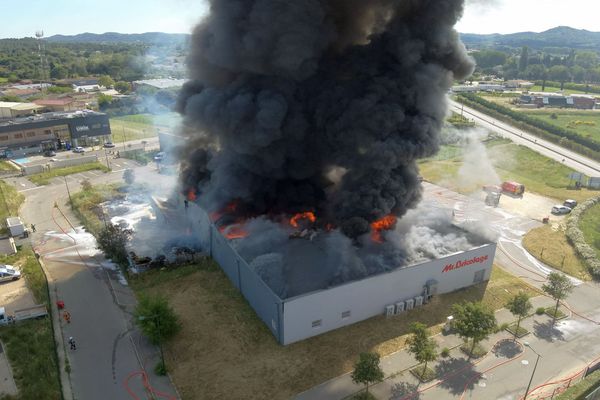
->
[385, 304, 395, 317]
[395, 301, 405, 314]
[405, 298, 414, 310]
[414, 296, 424, 307]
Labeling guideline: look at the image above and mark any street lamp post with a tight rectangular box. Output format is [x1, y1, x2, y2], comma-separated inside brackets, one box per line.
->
[139, 314, 165, 371]
[104, 149, 111, 170]
[523, 342, 542, 400]
[64, 176, 72, 206]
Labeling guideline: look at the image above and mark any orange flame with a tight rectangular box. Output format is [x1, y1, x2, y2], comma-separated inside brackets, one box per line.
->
[290, 212, 316, 228]
[370, 214, 397, 243]
[219, 224, 248, 240]
[187, 189, 197, 202]
[210, 200, 240, 222]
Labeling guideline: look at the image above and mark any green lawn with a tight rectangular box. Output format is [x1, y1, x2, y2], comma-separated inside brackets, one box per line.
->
[529, 85, 590, 95]
[0, 181, 24, 232]
[28, 162, 110, 186]
[0, 248, 61, 400]
[523, 111, 600, 144]
[109, 113, 181, 143]
[419, 141, 597, 203]
[70, 183, 124, 236]
[0, 77, 7, 84]
[0, 160, 18, 171]
[579, 203, 600, 260]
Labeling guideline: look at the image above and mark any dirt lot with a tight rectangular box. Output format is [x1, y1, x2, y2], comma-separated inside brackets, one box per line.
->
[489, 191, 562, 222]
[131, 262, 537, 400]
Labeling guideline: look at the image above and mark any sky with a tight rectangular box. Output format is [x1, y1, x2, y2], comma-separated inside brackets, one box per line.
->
[0, 0, 598, 39]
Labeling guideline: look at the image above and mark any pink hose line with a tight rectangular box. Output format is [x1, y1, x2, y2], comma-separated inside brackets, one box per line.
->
[123, 370, 177, 400]
[51, 204, 177, 400]
[520, 353, 600, 400]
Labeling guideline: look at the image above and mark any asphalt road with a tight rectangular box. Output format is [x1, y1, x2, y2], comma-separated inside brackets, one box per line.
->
[15, 163, 178, 400]
[448, 99, 600, 177]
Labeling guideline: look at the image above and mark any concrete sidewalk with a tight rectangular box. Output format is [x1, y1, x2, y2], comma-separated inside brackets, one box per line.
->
[296, 295, 556, 400]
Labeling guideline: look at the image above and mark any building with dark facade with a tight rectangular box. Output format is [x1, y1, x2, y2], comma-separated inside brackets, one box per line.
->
[0, 111, 112, 158]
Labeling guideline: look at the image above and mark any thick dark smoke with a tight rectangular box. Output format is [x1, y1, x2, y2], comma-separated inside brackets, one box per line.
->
[177, 0, 474, 238]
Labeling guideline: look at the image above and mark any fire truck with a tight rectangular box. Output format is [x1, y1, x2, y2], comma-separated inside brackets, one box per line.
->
[501, 181, 525, 196]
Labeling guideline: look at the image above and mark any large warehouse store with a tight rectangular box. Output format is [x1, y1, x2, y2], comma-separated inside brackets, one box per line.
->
[0, 111, 111, 157]
[185, 202, 497, 345]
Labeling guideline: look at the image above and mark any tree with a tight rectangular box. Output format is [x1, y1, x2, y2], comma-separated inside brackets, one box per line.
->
[506, 292, 532, 340]
[542, 272, 574, 325]
[115, 81, 131, 94]
[519, 46, 529, 72]
[97, 93, 113, 110]
[96, 224, 132, 266]
[406, 322, 438, 378]
[134, 295, 181, 345]
[548, 65, 571, 90]
[98, 75, 115, 89]
[123, 168, 135, 185]
[351, 352, 384, 396]
[451, 302, 497, 359]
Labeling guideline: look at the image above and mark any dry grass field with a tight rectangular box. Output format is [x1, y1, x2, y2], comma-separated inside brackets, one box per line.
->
[522, 224, 591, 281]
[131, 261, 537, 400]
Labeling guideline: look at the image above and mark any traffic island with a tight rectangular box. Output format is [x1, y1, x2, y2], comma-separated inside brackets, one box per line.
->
[460, 342, 488, 359]
[545, 307, 568, 320]
[505, 324, 530, 338]
[410, 365, 437, 383]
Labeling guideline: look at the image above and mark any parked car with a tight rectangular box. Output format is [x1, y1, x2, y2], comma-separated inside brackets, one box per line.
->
[103, 142, 115, 148]
[43, 150, 56, 157]
[551, 205, 572, 215]
[563, 199, 577, 209]
[73, 146, 85, 153]
[154, 152, 165, 162]
[0, 265, 21, 282]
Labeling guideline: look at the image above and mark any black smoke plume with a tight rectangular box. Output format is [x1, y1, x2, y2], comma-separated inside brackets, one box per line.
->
[177, 0, 474, 238]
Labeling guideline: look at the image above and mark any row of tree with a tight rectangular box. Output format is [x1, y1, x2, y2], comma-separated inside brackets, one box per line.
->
[351, 272, 574, 395]
[0, 38, 147, 81]
[473, 47, 600, 84]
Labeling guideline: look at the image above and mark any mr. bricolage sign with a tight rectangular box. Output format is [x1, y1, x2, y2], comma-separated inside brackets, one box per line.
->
[442, 255, 489, 273]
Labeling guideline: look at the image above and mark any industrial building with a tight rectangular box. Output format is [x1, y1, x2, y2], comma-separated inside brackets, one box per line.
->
[0, 111, 112, 157]
[183, 202, 496, 345]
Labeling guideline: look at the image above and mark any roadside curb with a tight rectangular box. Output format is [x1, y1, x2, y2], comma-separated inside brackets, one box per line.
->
[37, 255, 74, 400]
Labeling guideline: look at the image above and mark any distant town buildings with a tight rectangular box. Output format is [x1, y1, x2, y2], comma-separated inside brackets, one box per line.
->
[133, 78, 187, 90]
[0, 111, 112, 157]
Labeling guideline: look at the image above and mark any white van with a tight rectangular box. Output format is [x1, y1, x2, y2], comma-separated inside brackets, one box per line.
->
[0, 265, 21, 282]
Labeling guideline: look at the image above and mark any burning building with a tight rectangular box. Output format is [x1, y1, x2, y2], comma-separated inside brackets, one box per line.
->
[163, 0, 497, 344]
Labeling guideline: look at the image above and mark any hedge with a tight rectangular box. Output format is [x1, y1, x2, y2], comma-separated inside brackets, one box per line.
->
[566, 195, 600, 277]
[457, 93, 600, 160]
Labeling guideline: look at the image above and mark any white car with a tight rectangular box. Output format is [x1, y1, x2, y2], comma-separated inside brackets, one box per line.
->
[73, 146, 85, 153]
[0, 265, 21, 282]
[551, 205, 572, 215]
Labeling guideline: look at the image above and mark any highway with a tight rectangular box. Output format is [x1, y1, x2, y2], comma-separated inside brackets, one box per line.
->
[448, 99, 600, 177]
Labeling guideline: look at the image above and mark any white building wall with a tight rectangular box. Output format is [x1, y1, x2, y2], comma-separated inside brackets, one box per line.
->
[282, 243, 496, 345]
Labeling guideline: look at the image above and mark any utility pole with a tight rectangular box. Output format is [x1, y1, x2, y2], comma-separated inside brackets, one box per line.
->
[104, 149, 111, 170]
[64, 176, 72, 206]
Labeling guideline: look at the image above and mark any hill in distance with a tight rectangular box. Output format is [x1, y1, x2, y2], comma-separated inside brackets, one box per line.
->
[460, 26, 600, 51]
[46, 32, 188, 46]
[39, 26, 600, 51]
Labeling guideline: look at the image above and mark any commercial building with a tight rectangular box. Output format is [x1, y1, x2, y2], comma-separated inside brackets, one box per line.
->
[0, 102, 43, 119]
[179, 202, 496, 345]
[0, 111, 112, 157]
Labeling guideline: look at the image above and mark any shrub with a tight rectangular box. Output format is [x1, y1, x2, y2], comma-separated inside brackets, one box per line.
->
[440, 347, 450, 358]
[565, 195, 600, 277]
[536, 307, 546, 315]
